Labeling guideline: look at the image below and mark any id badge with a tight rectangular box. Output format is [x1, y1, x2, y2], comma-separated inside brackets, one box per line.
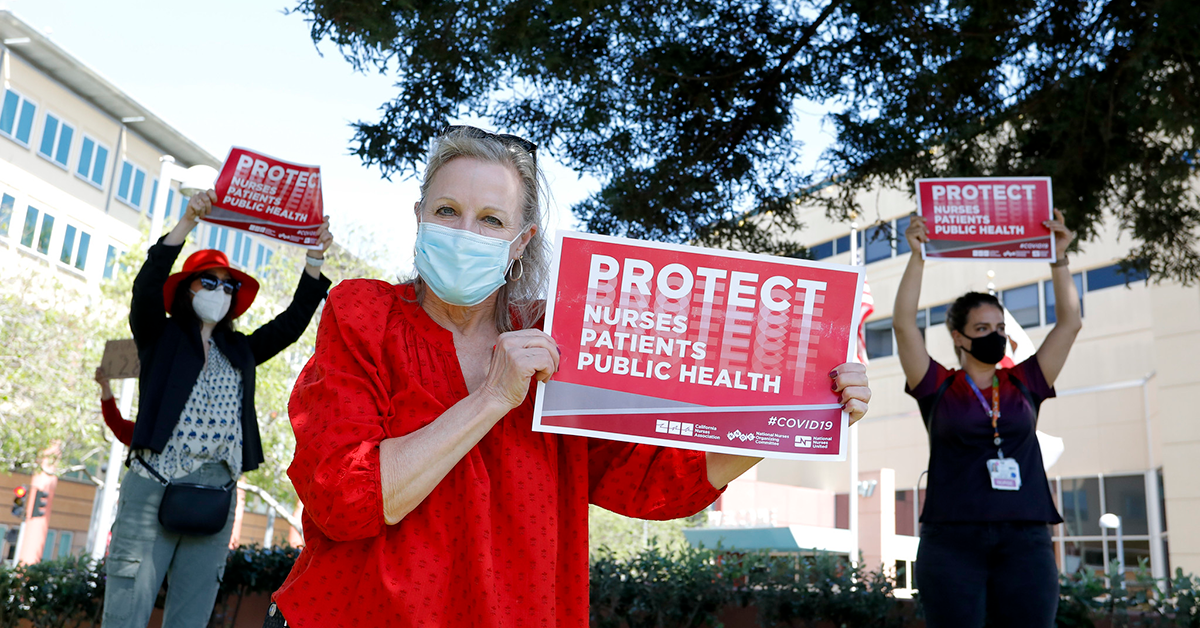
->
[987, 458, 1021, 491]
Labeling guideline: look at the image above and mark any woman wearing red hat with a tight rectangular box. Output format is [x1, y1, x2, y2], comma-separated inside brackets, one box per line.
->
[102, 190, 333, 628]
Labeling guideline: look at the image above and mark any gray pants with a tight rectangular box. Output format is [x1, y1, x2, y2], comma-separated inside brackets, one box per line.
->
[102, 463, 236, 628]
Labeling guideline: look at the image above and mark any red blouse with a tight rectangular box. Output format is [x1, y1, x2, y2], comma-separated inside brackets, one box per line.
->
[274, 280, 723, 627]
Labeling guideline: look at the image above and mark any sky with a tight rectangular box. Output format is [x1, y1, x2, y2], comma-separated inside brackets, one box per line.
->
[6, 0, 837, 274]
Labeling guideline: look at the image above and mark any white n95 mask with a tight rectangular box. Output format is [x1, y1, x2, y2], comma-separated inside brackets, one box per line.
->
[191, 288, 232, 323]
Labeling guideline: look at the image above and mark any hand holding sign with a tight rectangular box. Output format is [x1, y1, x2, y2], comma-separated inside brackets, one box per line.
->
[183, 189, 219, 223]
[1043, 209, 1074, 261]
[207, 147, 325, 249]
[533, 232, 866, 461]
[482, 329, 562, 411]
[917, 177, 1056, 262]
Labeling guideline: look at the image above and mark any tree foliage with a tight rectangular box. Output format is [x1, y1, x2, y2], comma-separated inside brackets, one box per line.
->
[294, 0, 1200, 283]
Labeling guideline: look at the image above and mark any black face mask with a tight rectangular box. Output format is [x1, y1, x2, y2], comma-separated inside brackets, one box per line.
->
[963, 330, 1007, 365]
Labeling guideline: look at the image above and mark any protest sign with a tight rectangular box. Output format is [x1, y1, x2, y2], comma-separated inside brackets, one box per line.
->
[532, 232, 865, 461]
[917, 177, 1055, 262]
[100, 339, 139, 380]
[206, 147, 324, 248]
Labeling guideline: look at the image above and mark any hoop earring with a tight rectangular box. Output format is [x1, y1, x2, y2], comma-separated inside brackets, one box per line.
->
[507, 257, 524, 282]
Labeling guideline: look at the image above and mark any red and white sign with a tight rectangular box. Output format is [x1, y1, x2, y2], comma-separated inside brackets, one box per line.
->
[206, 147, 324, 248]
[917, 177, 1055, 262]
[532, 232, 866, 461]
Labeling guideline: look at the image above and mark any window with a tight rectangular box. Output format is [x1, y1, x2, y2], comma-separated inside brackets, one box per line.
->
[59, 225, 91, 271]
[148, 179, 158, 216]
[57, 531, 73, 558]
[0, 193, 14, 237]
[895, 216, 913, 255]
[915, 309, 928, 340]
[232, 233, 253, 267]
[834, 234, 850, 256]
[1002, 283, 1041, 328]
[20, 207, 54, 255]
[1044, 273, 1084, 325]
[35, 212, 54, 254]
[76, 136, 109, 187]
[0, 88, 37, 145]
[1061, 477, 1102, 537]
[20, 206, 39, 248]
[1104, 474, 1149, 536]
[116, 160, 147, 209]
[38, 113, 74, 167]
[232, 232, 246, 265]
[865, 318, 894, 359]
[1086, 264, 1148, 292]
[104, 245, 124, 280]
[42, 530, 56, 561]
[864, 222, 893, 263]
[174, 189, 188, 220]
[255, 243, 266, 269]
[928, 304, 948, 327]
[809, 240, 834, 260]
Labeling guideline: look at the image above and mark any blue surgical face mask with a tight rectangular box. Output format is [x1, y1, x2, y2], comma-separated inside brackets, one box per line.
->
[413, 222, 526, 307]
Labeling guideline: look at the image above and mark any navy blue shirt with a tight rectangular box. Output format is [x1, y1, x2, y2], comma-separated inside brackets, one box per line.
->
[906, 357, 1063, 524]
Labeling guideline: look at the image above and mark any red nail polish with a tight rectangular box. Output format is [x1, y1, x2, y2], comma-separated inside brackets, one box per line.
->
[828, 370, 838, 379]
[831, 381, 838, 392]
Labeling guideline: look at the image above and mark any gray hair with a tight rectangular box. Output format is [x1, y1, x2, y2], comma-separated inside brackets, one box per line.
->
[412, 127, 550, 332]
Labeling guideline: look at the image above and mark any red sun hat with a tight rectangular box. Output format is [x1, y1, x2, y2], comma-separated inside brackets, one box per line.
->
[162, 249, 260, 319]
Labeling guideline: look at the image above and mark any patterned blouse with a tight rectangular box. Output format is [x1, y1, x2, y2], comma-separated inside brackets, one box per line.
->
[133, 340, 244, 481]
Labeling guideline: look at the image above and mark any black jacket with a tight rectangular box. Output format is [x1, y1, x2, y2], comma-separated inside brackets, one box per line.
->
[128, 237, 331, 473]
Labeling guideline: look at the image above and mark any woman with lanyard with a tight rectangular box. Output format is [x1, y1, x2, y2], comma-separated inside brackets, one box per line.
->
[893, 209, 1081, 627]
[103, 189, 333, 628]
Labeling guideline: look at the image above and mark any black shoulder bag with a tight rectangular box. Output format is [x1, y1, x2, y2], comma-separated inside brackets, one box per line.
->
[135, 454, 236, 536]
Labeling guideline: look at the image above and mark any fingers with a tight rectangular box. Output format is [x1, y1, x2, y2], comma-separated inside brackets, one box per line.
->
[831, 363, 871, 421]
[905, 214, 930, 244]
[188, 189, 216, 221]
[486, 330, 562, 406]
[316, 217, 334, 252]
[829, 362, 866, 390]
[845, 398, 868, 425]
[498, 330, 560, 375]
[94, 367, 106, 383]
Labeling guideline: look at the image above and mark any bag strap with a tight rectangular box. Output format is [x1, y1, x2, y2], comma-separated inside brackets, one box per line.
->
[1007, 370, 1039, 427]
[923, 371, 957, 448]
[135, 453, 171, 487]
[136, 453, 238, 491]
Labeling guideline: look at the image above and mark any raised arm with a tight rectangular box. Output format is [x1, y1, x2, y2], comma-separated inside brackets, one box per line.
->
[1035, 209, 1081, 387]
[895, 215, 932, 389]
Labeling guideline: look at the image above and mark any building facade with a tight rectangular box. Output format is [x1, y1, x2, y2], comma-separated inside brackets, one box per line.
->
[693, 183, 1199, 585]
[0, 11, 291, 564]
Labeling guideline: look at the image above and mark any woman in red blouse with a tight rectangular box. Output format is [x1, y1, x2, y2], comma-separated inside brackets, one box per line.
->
[268, 127, 873, 627]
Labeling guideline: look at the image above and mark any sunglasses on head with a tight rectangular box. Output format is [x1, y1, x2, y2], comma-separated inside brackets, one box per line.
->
[197, 273, 241, 295]
[442, 125, 537, 158]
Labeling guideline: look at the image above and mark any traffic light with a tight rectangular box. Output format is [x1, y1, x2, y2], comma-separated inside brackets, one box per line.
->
[11, 486, 27, 519]
[31, 490, 49, 518]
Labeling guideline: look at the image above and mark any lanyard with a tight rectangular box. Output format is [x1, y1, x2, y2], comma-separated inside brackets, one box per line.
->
[966, 374, 1004, 457]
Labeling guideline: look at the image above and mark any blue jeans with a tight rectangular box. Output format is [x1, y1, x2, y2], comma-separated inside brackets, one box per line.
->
[915, 521, 1059, 628]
